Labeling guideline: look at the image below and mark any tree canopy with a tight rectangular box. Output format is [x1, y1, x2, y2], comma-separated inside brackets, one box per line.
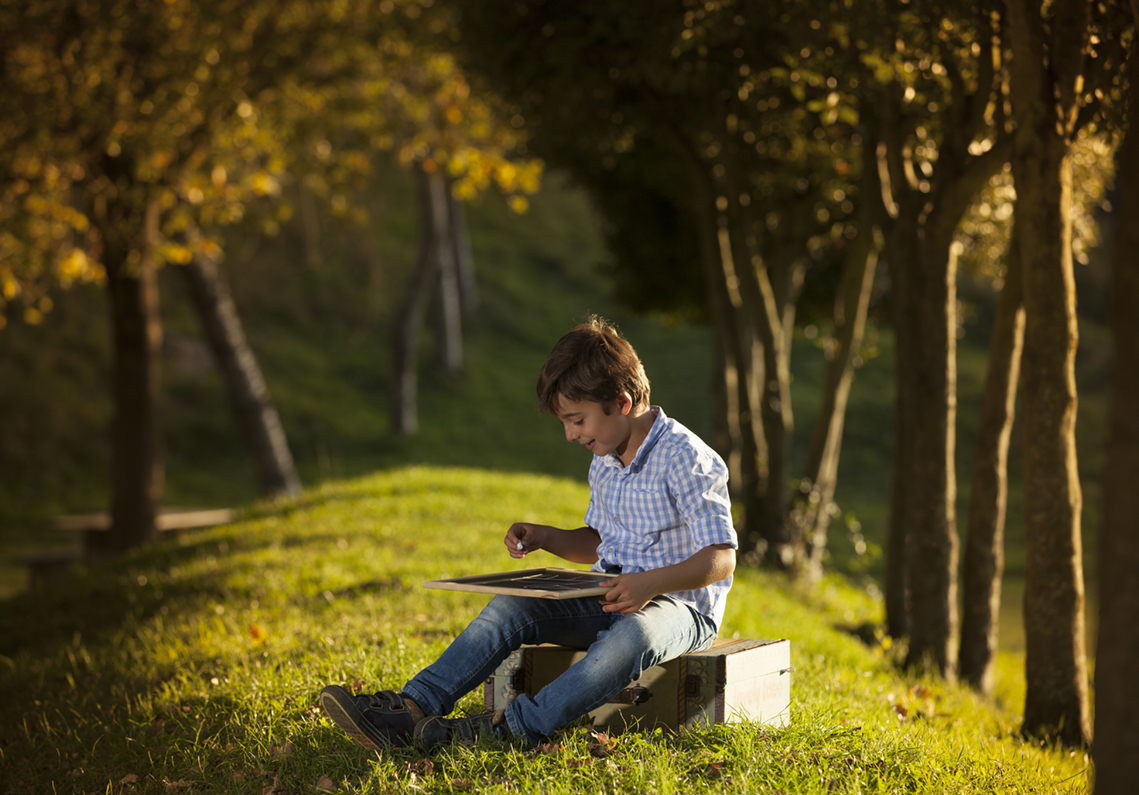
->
[0, 0, 540, 328]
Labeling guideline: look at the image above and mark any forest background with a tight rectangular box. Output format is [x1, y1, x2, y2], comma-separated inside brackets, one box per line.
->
[2, 0, 1138, 789]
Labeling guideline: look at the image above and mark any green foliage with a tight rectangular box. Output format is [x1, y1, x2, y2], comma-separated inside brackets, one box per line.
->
[0, 467, 1089, 794]
[452, 0, 862, 320]
[0, 0, 538, 326]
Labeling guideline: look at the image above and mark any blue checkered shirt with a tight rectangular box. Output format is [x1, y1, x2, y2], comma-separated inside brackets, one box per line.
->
[584, 407, 737, 630]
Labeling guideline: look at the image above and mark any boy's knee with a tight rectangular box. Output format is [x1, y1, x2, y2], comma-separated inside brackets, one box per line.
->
[480, 594, 524, 621]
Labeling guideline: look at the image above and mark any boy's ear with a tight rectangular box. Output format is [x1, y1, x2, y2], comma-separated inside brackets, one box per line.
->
[617, 392, 633, 415]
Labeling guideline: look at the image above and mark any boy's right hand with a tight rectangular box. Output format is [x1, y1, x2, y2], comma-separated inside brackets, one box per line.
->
[506, 523, 544, 559]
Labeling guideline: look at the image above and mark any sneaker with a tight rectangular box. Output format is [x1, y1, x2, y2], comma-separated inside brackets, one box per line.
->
[320, 686, 423, 750]
[414, 709, 509, 750]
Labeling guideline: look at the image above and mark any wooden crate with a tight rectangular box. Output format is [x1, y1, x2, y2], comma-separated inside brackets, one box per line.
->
[484, 638, 791, 731]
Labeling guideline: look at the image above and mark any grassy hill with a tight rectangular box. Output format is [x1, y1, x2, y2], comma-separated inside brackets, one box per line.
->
[0, 467, 1088, 794]
[0, 161, 1111, 660]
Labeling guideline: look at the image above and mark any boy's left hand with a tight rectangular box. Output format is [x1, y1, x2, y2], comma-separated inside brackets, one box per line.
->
[599, 571, 660, 614]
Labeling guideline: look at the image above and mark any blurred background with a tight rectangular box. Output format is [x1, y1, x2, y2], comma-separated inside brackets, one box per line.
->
[0, 1, 1124, 698]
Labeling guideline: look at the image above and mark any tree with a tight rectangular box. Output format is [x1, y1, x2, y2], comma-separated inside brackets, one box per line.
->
[794, 116, 885, 582]
[1094, 4, 1139, 786]
[955, 129, 1115, 692]
[181, 242, 302, 498]
[958, 218, 1023, 692]
[860, 0, 1012, 675]
[1, 0, 343, 548]
[1002, 0, 1129, 745]
[453, 0, 866, 563]
[378, 46, 541, 435]
[1, 0, 537, 551]
[392, 162, 453, 436]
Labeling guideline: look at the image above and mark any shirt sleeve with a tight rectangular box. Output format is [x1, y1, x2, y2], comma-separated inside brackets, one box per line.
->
[665, 443, 738, 552]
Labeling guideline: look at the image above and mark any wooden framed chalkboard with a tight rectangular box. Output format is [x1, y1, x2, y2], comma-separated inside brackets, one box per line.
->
[423, 568, 612, 599]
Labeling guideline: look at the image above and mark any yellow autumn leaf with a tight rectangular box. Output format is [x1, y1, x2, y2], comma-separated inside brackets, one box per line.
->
[2, 274, 19, 300]
[57, 249, 89, 284]
[159, 244, 194, 265]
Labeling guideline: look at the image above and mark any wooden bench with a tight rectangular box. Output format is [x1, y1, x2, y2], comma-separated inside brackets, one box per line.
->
[22, 508, 235, 587]
[50, 508, 235, 557]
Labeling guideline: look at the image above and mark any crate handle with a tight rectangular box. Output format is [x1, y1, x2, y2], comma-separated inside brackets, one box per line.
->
[610, 685, 653, 705]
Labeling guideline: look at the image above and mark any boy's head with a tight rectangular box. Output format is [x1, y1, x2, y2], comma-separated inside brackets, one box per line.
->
[537, 316, 651, 416]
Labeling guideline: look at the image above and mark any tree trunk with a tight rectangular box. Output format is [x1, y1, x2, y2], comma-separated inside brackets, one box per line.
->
[800, 142, 883, 580]
[959, 223, 1025, 693]
[755, 253, 804, 566]
[449, 190, 479, 313]
[103, 198, 164, 556]
[711, 340, 739, 484]
[688, 160, 767, 554]
[892, 217, 960, 677]
[658, 113, 770, 554]
[1006, 0, 1091, 746]
[720, 199, 798, 566]
[875, 57, 1010, 663]
[876, 103, 963, 668]
[391, 164, 443, 436]
[181, 247, 302, 498]
[1093, 6, 1139, 783]
[884, 237, 913, 640]
[428, 171, 463, 376]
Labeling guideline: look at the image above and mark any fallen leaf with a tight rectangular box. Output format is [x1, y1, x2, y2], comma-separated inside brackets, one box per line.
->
[313, 774, 336, 793]
[587, 731, 615, 757]
[262, 773, 280, 795]
[404, 759, 434, 777]
[538, 742, 561, 754]
[120, 774, 140, 785]
[152, 718, 166, 736]
[351, 679, 366, 693]
[250, 624, 267, 641]
[270, 741, 295, 757]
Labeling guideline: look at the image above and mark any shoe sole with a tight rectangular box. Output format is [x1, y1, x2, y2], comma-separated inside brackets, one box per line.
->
[320, 686, 399, 750]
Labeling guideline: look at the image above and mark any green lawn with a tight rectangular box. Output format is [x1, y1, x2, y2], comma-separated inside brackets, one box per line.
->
[0, 467, 1088, 794]
[0, 165, 1108, 793]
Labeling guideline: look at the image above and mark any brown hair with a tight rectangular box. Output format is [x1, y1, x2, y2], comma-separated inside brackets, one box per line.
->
[537, 316, 650, 415]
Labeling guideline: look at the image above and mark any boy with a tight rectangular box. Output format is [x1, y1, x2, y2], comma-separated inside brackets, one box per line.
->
[321, 316, 737, 750]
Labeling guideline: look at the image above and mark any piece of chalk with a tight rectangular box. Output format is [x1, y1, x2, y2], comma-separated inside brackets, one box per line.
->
[516, 541, 524, 551]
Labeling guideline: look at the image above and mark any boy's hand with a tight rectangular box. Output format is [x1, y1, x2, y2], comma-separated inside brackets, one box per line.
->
[599, 571, 661, 614]
[506, 523, 545, 559]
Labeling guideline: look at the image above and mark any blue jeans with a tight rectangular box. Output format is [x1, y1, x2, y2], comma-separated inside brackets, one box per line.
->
[401, 593, 717, 743]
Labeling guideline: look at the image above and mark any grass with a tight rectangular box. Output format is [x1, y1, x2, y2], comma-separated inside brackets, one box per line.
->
[0, 162, 1108, 792]
[0, 467, 1089, 794]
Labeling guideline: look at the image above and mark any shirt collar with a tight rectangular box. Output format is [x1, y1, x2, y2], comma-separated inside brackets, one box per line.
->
[601, 406, 665, 472]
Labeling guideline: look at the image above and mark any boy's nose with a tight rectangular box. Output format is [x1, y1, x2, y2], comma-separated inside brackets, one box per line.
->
[564, 424, 578, 442]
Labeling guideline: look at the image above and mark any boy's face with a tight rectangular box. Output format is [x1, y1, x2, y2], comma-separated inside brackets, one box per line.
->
[554, 394, 633, 460]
